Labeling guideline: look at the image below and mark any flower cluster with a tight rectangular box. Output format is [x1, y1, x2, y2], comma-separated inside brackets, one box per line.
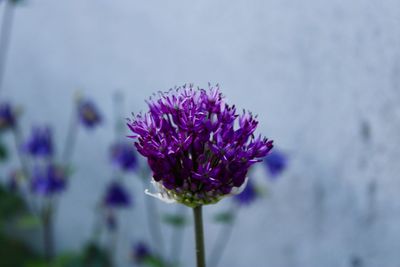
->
[24, 126, 53, 157]
[78, 99, 102, 128]
[30, 164, 66, 196]
[103, 181, 131, 208]
[234, 180, 257, 205]
[110, 142, 137, 172]
[264, 150, 287, 177]
[127, 85, 273, 207]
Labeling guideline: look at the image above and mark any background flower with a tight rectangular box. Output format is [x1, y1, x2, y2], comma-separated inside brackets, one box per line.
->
[24, 126, 53, 157]
[78, 99, 102, 128]
[30, 164, 66, 196]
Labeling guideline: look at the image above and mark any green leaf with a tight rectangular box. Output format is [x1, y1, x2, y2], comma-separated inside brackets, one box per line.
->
[143, 255, 167, 267]
[16, 214, 41, 229]
[0, 185, 27, 221]
[162, 213, 187, 227]
[213, 211, 234, 224]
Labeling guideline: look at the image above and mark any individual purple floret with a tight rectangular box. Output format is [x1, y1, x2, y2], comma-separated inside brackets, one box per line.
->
[78, 99, 102, 128]
[24, 126, 53, 157]
[234, 180, 257, 205]
[103, 181, 131, 208]
[127, 84, 273, 207]
[110, 142, 138, 172]
[0, 102, 15, 131]
[30, 164, 66, 196]
[264, 150, 287, 177]
[132, 242, 151, 264]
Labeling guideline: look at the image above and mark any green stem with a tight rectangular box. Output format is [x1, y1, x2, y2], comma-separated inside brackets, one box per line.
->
[42, 203, 55, 263]
[193, 206, 206, 267]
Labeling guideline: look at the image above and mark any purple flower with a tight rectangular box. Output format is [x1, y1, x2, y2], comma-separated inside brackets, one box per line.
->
[110, 142, 138, 172]
[103, 181, 131, 208]
[127, 85, 273, 207]
[30, 164, 66, 195]
[264, 150, 287, 177]
[234, 180, 257, 205]
[0, 102, 15, 131]
[78, 99, 102, 128]
[132, 242, 151, 264]
[24, 126, 53, 157]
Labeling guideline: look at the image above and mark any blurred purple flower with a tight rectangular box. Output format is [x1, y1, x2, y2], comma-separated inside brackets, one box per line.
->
[110, 142, 138, 172]
[127, 85, 273, 207]
[0, 102, 15, 131]
[234, 180, 257, 205]
[132, 242, 151, 264]
[24, 126, 53, 157]
[264, 150, 287, 177]
[78, 99, 101, 128]
[30, 164, 66, 196]
[103, 181, 131, 208]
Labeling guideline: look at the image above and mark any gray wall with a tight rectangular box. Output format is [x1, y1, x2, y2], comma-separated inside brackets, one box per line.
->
[1, 0, 400, 266]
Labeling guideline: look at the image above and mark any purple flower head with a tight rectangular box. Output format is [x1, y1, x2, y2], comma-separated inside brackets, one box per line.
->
[110, 142, 138, 172]
[78, 99, 102, 128]
[30, 164, 66, 196]
[127, 84, 273, 207]
[132, 242, 151, 264]
[0, 102, 16, 131]
[24, 126, 53, 157]
[103, 181, 131, 208]
[264, 150, 287, 177]
[233, 180, 258, 205]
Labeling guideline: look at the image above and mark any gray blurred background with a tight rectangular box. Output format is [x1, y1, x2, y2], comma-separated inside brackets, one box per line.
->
[1, 0, 400, 266]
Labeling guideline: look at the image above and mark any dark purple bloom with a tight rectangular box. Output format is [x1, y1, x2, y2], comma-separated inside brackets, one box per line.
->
[24, 126, 53, 157]
[234, 180, 257, 205]
[0, 102, 15, 131]
[132, 242, 151, 264]
[110, 142, 138, 172]
[30, 164, 66, 195]
[103, 181, 131, 208]
[78, 99, 101, 128]
[264, 150, 287, 177]
[127, 85, 273, 207]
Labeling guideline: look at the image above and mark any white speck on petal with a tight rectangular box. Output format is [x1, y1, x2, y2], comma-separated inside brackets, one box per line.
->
[144, 178, 176, 204]
[229, 177, 248, 196]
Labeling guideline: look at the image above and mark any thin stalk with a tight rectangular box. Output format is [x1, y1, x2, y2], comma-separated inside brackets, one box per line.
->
[12, 125, 40, 216]
[208, 206, 238, 267]
[193, 206, 205, 267]
[0, 1, 15, 94]
[62, 103, 78, 164]
[169, 205, 186, 265]
[141, 179, 165, 257]
[42, 202, 55, 263]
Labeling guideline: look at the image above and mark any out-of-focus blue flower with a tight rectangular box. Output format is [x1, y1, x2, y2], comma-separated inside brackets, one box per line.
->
[0, 102, 16, 132]
[103, 181, 131, 208]
[264, 150, 287, 177]
[24, 126, 53, 157]
[78, 99, 102, 128]
[110, 142, 138, 172]
[30, 164, 66, 195]
[233, 180, 257, 205]
[132, 242, 151, 264]
[127, 85, 273, 207]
